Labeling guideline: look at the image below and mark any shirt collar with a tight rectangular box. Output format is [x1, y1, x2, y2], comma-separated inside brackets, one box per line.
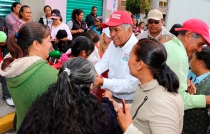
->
[148, 27, 165, 40]
[194, 72, 210, 85]
[121, 33, 136, 50]
[139, 79, 159, 91]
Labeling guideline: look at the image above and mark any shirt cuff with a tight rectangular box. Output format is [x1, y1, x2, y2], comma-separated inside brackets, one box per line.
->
[190, 95, 206, 109]
[124, 123, 143, 134]
[101, 78, 112, 89]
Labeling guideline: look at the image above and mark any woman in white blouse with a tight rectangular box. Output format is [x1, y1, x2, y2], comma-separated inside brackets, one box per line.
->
[48, 9, 72, 43]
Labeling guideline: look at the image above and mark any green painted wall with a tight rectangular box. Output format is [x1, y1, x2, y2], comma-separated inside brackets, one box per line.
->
[66, 0, 103, 23]
[0, 0, 18, 18]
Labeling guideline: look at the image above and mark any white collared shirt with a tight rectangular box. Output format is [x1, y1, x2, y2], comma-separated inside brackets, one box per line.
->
[95, 33, 139, 100]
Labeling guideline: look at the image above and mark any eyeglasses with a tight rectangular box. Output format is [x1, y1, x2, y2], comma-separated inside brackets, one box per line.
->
[148, 19, 160, 24]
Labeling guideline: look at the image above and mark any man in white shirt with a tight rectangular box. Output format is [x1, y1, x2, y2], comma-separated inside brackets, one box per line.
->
[94, 11, 139, 102]
[137, 9, 171, 40]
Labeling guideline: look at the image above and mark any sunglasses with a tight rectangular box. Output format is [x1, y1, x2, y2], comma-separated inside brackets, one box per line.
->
[148, 19, 160, 24]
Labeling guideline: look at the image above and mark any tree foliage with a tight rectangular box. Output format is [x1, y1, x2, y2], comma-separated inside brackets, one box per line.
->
[126, 0, 150, 15]
[145, 0, 150, 13]
[126, 0, 141, 15]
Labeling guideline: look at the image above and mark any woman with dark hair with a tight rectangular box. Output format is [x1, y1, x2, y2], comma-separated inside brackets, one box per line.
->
[132, 17, 140, 36]
[139, 22, 145, 33]
[5, 2, 21, 37]
[182, 46, 210, 134]
[60, 36, 94, 62]
[39, 5, 52, 25]
[17, 57, 119, 134]
[50, 36, 95, 69]
[49, 9, 72, 49]
[117, 38, 184, 134]
[67, 9, 87, 39]
[0, 22, 58, 130]
[12, 5, 32, 33]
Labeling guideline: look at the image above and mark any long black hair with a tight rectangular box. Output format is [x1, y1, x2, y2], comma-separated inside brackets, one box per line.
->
[10, 2, 21, 12]
[134, 38, 179, 93]
[22, 57, 108, 134]
[71, 9, 84, 20]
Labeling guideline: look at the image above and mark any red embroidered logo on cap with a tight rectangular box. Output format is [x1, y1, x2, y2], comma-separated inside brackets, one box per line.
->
[112, 14, 121, 19]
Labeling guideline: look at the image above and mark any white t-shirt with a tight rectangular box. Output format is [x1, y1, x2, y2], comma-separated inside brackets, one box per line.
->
[48, 23, 72, 40]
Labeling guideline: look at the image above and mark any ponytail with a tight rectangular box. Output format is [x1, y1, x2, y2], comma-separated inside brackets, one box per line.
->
[1, 34, 27, 70]
[1, 22, 50, 70]
[134, 38, 179, 94]
[154, 62, 179, 93]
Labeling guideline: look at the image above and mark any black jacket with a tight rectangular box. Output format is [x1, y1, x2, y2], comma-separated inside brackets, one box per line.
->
[85, 13, 97, 27]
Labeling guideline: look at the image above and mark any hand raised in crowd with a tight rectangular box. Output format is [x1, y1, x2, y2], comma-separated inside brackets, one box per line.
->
[117, 104, 133, 132]
[187, 79, 196, 95]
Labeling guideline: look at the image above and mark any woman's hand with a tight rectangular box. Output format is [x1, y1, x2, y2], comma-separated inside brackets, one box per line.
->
[77, 29, 83, 33]
[109, 98, 119, 112]
[103, 90, 112, 99]
[94, 77, 103, 87]
[53, 38, 59, 43]
[187, 79, 196, 95]
[117, 104, 133, 132]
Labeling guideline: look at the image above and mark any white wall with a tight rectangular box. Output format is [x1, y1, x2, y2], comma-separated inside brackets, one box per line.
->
[19, 0, 67, 23]
[45, 0, 66, 23]
[165, 0, 210, 30]
[20, 0, 45, 22]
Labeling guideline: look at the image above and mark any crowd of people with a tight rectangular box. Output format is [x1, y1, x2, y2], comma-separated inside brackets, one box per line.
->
[0, 2, 210, 134]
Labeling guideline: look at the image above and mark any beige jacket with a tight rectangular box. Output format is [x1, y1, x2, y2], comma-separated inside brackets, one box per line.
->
[124, 79, 184, 134]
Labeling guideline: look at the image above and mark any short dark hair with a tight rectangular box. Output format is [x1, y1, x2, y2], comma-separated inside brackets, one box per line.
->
[43, 5, 52, 12]
[92, 6, 97, 10]
[195, 46, 210, 70]
[71, 36, 95, 57]
[19, 5, 30, 19]
[85, 29, 100, 43]
[11, 2, 21, 12]
[71, 9, 84, 20]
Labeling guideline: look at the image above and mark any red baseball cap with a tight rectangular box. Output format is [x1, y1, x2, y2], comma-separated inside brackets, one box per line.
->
[175, 19, 210, 45]
[102, 11, 133, 28]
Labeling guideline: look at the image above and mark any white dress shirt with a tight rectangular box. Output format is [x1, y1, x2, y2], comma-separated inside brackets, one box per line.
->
[95, 33, 139, 100]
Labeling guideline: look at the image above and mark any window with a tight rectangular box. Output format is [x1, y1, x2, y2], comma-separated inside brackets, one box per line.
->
[121, 1, 126, 7]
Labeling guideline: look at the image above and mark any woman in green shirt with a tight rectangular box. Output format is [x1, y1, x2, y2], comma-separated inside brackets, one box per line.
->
[0, 21, 58, 130]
